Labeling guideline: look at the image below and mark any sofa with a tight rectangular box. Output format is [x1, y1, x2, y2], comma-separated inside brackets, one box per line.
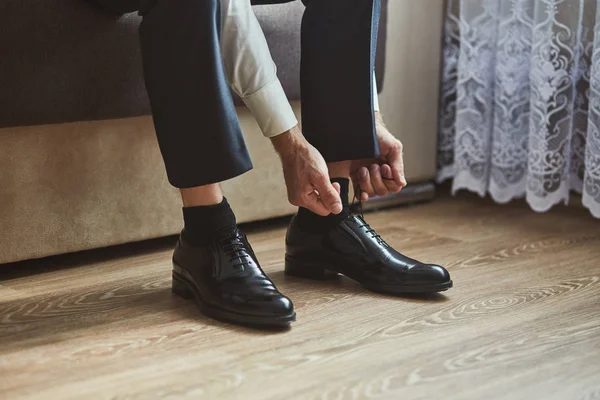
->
[0, 0, 445, 265]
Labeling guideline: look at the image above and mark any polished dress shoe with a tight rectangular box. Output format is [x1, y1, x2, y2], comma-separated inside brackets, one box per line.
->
[172, 228, 296, 326]
[285, 213, 453, 293]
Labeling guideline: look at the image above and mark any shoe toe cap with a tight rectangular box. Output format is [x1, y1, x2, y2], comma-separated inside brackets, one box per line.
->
[245, 293, 294, 318]
[411, 263, 451, 284]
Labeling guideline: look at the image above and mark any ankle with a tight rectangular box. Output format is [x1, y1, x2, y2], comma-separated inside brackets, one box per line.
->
[296, 206, 346, 233]
[327, 161, 351, 180]
[180, 184, 223, 207]
[182, 198, 236, 246]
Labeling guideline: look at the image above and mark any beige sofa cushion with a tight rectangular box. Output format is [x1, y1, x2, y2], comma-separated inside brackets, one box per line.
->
[0, 105, 300, 265]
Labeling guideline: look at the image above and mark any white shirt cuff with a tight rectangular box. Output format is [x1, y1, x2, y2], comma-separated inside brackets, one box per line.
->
[241, 78, 298, 138]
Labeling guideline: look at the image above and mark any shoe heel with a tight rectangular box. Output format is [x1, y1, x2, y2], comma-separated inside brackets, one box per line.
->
[285, 256, 335, 280]
[172, 273, 192, 300]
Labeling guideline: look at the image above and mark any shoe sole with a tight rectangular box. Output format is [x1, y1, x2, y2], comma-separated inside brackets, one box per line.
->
[172, 270, 296, 327]
[285, 255, 453, 294]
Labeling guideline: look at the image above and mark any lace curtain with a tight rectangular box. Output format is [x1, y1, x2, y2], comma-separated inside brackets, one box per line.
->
[438, 0, 600, 218]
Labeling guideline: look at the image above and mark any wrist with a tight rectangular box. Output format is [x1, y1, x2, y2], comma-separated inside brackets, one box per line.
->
[374, 111, 386, 128]
[271, 125, 306, 156]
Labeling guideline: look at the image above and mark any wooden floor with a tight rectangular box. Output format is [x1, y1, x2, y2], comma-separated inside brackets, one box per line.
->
[1, 192, 599, 400]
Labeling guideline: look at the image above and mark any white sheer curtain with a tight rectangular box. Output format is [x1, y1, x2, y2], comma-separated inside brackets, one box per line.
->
[438, 0, 600, 218]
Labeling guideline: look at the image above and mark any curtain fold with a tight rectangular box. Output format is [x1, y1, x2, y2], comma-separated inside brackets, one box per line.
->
[438, 0, 600, 218]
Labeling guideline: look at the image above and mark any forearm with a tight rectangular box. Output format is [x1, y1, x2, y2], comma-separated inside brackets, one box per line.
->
[375, 110, 385, 127]
[271, 125, 306, 156]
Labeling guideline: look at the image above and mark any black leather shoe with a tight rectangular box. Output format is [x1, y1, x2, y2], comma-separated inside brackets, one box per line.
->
[172, 228, 296, 326]
[285, 213, 453, 293]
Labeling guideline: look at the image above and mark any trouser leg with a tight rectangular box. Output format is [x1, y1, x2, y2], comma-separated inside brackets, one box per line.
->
[300, 0, 381, 162]
[139, 0, 252, 188]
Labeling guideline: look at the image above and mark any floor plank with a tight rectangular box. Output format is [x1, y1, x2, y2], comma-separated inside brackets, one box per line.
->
[1, 192, 599, 400]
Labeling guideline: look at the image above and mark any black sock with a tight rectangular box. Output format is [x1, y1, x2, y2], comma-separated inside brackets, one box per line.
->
[295, 178, 350, 233]
[182, 197, 237, 246]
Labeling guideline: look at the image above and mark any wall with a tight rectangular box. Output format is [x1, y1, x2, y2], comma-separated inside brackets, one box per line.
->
[379, 0, 445, 182]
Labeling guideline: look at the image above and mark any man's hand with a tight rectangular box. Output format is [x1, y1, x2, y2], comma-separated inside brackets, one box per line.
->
[272, 126, 343, 216]
[351, 112, 407, 202]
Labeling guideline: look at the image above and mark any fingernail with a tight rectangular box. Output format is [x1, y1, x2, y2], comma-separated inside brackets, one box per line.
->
[371, 164, 379, 172]
[360, 168, 368, 178]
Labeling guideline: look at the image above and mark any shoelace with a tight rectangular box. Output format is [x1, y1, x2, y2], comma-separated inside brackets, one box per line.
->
[351, 184, 389, 247]
[219, 230, 253, 269]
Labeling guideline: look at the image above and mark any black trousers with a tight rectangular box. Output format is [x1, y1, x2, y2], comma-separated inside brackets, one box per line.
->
[138, 0, 380, 188]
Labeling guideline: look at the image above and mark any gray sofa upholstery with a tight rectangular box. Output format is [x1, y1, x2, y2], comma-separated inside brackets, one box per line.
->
[0, 0, 386, 128]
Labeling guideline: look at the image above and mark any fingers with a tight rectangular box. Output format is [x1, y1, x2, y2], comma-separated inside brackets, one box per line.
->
[356, 167, 376, 199]
[362, 191, 369, 202]
[381, 164, 402, 194]
[302, 180, 342, 216]
[314, 176, 343, 214]
[381, 163, 394, 180]
[354, 163, 405, 200]
[355, 167, 377, 201]
[389, 143, 407, 188]
[356, 164, 396, 200]
[332, 181, 341, 195]
[304, 191, 331, 216]
[369, 164, 389, 197]
[287, 173, 343, 216]
[290, 189, 335, 216]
